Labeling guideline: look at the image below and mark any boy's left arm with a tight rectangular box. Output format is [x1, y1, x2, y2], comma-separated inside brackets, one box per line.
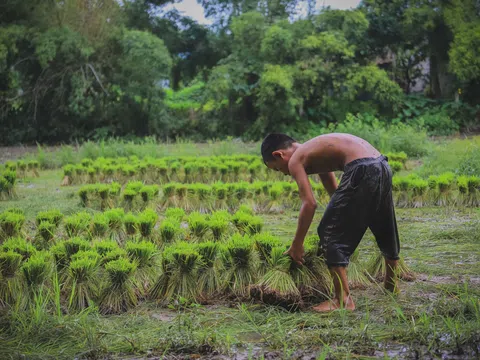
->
[285, 159, 317, 265]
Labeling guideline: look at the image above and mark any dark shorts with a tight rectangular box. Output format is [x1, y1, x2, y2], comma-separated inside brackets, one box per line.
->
[317, 155, 400, 267]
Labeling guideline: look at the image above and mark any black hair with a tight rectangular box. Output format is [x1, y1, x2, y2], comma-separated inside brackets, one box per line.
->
[261, 133, 296, 163]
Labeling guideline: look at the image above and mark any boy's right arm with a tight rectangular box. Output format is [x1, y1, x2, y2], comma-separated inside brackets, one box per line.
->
[319, 172, 338, 196]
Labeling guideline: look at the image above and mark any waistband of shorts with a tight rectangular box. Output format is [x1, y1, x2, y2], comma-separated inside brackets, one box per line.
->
[343, 155, 388, 173]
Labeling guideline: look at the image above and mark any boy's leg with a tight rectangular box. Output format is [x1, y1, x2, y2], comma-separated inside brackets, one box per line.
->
[312, 266, 355, 312]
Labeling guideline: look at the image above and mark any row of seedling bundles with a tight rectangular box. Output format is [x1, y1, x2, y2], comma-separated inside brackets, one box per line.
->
[2, 160, 40, 178]
[0, 228, 414, 315]
[61, 151, 409, 186]
[393, 173, 480, 208]
[78, 180, 333, 213]
[0, 206, 264, 249]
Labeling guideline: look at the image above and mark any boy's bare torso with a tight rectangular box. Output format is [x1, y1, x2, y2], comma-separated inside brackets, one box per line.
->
[291, 133, 381, 175]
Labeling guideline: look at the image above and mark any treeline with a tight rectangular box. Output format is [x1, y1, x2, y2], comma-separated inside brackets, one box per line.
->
[0, 0, 479, 144]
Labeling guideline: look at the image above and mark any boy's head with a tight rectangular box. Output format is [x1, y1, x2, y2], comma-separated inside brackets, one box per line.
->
[261, 133, 296, 175]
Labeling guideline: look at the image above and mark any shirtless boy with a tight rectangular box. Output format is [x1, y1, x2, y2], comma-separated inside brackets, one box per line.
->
[261, 133, 400, 312]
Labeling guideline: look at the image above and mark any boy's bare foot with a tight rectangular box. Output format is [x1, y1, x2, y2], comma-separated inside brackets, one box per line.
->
[312, 297, 356, 312]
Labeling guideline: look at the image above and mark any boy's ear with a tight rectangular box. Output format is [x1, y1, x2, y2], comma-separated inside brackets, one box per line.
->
[272, 150, 284, 159]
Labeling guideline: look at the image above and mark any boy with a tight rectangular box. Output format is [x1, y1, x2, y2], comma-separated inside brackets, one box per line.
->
[261, 133, 400, 312]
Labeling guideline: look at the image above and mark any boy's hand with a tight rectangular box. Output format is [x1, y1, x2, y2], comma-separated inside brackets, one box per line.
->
[285, 245, 305, 265]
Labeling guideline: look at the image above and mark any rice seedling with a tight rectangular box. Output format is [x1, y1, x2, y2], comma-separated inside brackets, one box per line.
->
[164, 207, 185, 222]
[248, 162, 262, 183]
[1, 237, 37, 260]
[197, 241, 223, 298]
[63, 237, 92, 262]
[208, 218, 229, 241]
[159, 218, 181, 244]
[91, 213, 109, 238]
[71, 250, 101, 264]
[410, 178, 429, 208]
[35, 221, 56, 249]
[437, 172, 455, 206]
[195, 184, 213, 213]
[36, 209, 64, 228]
[365, 251, 415, 282]
[138, 209, 158, 239]
[4, 161, 17, 171]
[50, 243, 68, 273]
[87, 167, 96, 184]
[0, 211, 25, 239]
[0, 251, 23, 306]
[150, 243, 201, 303]
[99, 258, 138, 314]
[162, 183, 177, 208]
[17, 160, 27, 178]
[66, 257, 99, 312]
[170, 161, 181, 182]
[123, 213, 139, 238]
[1, 170, 17, 198]
[212, 183, 229, 210]
[256, 246, 301, 304]
[457, 175, 469, 206]
[187, 212, 209, 240]
[21, 251, 52, 296]
[346, 249, 369, 289]
[64, 212, 91, 238]
[223, 234, 259, 298]
[27, 160, 40, 177]
[61, 165, 75, 186]
[101, 248, 129, 265]
[104, 208, 125, 242]
[267, 184, 284, 213]
[253, 233, 284, 275]
[125, 240, 158, 296]
[140, 185, 159, 206]
[246, 216, 263, 236]
[238, 204, 254, 215]
[74, 165, 87, 184]
[466, 176, 480, 207]
[122, 189, 137, 211]
[93, 240, 119, 257]
[389, 161, 403, 175]
[427, 175, 439, 205]
[0, 176, 13, 200]
[386, 151, 408, 165]
[78, 185, 94, 207]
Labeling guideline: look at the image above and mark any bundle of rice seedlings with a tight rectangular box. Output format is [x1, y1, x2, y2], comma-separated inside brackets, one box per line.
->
[365, 251, 415, 282]
[466, 176, 480, 207]
[165, 207, 185, 222]
[175, 184, 188, 209]
[140, 185, 159, 206]
[238, 204, 254, 215]
[248, 162, 262, 183]
[195, 184, 213, 213]
[126, 240, 158, 296]
[74, 165, 86, 184]
[104, 208, 125, 242]
[21, 252, 52, 298]
[71, 250, 101, 264]
[99, 258, 138, 314]
[109, 182, 122, 206]
[97, 184, 111, 210]
[209, 163, 219, 181]
[437, 172, 455, 206]
[212, 183, 229, 210]
[1, 170, 17, 198]
[346, 249, 369, 289]
[66, 257, 99, 311]
[123, 213, 138, 238]
[246, 216, 263, 236]
[150, 243, 201, 303]
[290, 236, 330, 296]
[87, 167, 96, 184]
[0, 211, 25, 239]
[36, 209, 63, 228]
[187, 212, 209, 240]
[396, 177, 411, 208]
[162, 183, 177, 208]
[93, 240, 119, 257]
[389, 161, 403, 175]
[122, 189, 137, 211]
[16, 161, 27, 178]
[387, 151, 408, 166]
[4, 161, 17, 171]
[267, 184, 284, 213]
[208, 218, 229, 241]
[170, 161, 181, 182]
[0, 251, 23, 306]
[50, 243, 68, 273]
[233, 182, 249, 208]
[91, 213, 109, 239]
[138, 209, 158, 239]
[256, 246, 301, 306]
[64, 212, 91, 238]
[36, 221, 56, 249]
[223, 234, 258, 298]
[197, 241, 223, 299]
[457, 175, 469, 206]
[183, 163, 195, 183]
[410, 179, 429, 208]
[1, 237, 37, 260]
[253, 233, 284, 274]
[78, 185, 93, 207]
[159, 218, 181, 244]
[27, 160, 40, 177]
[156, 161, 169, 184]
[219, 165, 228, 182]
[427, 175, 439, 205]
[63, 237, 92, 262]
[81, 158, 94, 168]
